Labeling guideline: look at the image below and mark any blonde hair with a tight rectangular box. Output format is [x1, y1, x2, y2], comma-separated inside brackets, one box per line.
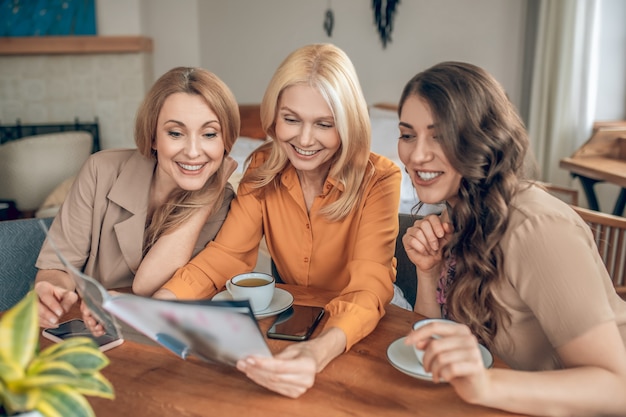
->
[240, 44, 372, 221]
[134, 67, 240, 253]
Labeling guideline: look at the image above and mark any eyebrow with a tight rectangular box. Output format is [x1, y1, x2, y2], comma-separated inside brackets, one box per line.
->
[398, 121, 436, 130]
[280, 106, 334, 121]
[163, 119, 220, 128]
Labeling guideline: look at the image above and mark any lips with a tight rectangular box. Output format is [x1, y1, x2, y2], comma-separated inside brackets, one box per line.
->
[416, 170, 443, 181]
[177, 162, 205, 171]
[293, 145, 320, 156]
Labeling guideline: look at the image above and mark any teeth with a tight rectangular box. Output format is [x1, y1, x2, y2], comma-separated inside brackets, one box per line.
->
[294, 147, 318, 156]
[417, 171, 442, 180]
[178, 163, 203, 171]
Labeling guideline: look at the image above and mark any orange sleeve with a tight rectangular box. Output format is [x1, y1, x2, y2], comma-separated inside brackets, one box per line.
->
[323, 157, 401, 349]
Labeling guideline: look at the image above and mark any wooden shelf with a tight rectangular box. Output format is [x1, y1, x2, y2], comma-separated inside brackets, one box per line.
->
[0, 36, 153, 55]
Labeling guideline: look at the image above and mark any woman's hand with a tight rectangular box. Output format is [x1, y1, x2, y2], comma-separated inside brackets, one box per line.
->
[35, 280, 78, 328]
[402, 214, 454, 274]
[405, 320, 491, 404]
[236, 342, 318, 398]
[236, 327, 346, 398]
[80, 300, 106, 337]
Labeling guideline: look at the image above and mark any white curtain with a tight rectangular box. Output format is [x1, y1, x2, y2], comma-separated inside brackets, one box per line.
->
[527, 0, 601, 185]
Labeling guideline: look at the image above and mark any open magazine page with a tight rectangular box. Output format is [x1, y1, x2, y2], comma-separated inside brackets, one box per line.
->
[106, 296, 271, 366]
[38, 220, 272, 366]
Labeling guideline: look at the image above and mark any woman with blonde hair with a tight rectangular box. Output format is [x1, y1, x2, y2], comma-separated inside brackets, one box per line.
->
[400, 61, 626, 416]
[36, 67, 240, 331]
[155, 44, 402, 398]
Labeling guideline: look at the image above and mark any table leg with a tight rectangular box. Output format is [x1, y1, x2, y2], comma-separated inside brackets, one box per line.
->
[576, 176, 601, 211]
[612, 188, 626, 216]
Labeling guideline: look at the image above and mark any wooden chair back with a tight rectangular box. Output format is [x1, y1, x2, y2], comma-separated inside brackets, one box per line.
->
[571, 206, 626, 298]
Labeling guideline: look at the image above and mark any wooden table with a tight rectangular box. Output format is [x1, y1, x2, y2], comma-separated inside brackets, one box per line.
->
[42, 284, 525, 417]
[560, 156, 626, 215]
[559, 126, 626, 216]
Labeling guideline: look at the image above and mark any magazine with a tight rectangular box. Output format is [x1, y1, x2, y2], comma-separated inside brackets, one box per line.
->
[38, 221, 272, 366]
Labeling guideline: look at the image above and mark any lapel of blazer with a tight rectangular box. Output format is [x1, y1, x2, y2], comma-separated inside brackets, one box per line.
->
[108, 152, 155, 273]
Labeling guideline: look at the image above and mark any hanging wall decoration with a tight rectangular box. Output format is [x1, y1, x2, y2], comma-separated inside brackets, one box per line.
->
[324, 1, 334, 37]
[372, 0, 400, 48]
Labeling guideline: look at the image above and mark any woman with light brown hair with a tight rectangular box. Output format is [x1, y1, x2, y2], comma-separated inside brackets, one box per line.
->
[35, 66, 240, 330]
[400, 61, 626, 416]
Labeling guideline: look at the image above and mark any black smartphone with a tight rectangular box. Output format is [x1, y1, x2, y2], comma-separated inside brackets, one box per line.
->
[42, 318, 124, 352]
[267, 305, 325, 341]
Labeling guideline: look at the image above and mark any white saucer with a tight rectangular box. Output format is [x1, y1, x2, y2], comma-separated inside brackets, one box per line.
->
[386, 336, 494, 381]
[212, 288, 294, 319]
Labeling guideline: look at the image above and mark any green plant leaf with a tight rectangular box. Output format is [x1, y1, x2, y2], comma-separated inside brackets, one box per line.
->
[37, 337, 96, 359]
[34, 344, 109, 373]
[0, 384, 40, 415]
[0, 291, 38, 374]
[26, 359, 80, 379]
[0, 359, 22, 383]
[15, 362, 114, 399]
[71, 372, 114, 399]
[35, 386, 95, 417]
[13, 361, 81, 390]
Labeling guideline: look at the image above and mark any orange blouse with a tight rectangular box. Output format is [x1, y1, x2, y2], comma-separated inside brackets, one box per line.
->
[162, 150, 401, 349]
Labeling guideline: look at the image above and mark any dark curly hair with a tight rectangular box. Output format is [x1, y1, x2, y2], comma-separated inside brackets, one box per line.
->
[399, 62, 529, 348]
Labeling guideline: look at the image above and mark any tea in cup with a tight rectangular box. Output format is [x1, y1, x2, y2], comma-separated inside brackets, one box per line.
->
[226, 272, 275, 313]
[411, 318, 457, 365]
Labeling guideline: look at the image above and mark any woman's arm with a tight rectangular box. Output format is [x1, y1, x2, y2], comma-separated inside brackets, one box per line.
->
[132, 204, 214, 296]
[35, 155, 104, 327]
[407, 319, 626, 416]
[133, 158, 238, 296]
[413, 269, 441, 318]
[483, 321, 626, 416]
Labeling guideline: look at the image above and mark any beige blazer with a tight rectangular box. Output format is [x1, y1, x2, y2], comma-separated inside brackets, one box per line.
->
[36, 149, 234, 289]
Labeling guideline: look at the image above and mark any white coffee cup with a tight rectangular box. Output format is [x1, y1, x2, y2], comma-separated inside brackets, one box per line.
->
[411, 318, 457, 365]
[225, 272, 275, 313]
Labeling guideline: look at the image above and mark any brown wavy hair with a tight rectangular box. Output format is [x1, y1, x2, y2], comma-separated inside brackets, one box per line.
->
[134, 67, 240, 254]
[398, 62, 529, 348]
[239, 44, 372, 221]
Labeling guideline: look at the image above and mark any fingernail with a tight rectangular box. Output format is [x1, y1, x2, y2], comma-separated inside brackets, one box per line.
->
[55, 309, 63, 316]
[50, 317, 58, 324]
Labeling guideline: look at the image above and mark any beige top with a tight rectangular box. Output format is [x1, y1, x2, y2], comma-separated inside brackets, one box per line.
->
[36, 149, 234, 289]
[493, 184, 626, 370]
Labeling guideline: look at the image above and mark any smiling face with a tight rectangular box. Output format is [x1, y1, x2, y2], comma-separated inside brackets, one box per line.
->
[274, 84, 341, 177]
[153, 92, 225, 194]
[398, 95, 462, 206]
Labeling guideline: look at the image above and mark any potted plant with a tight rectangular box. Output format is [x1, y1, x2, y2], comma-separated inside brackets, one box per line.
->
[0, 291, 114, 417]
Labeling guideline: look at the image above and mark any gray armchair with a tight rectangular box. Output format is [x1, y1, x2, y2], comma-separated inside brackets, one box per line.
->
[395, 214, 417, 308]
[0, 217, 53, 311]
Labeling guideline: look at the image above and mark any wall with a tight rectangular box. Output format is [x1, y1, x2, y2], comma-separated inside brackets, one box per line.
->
[96, 0, 527, 109]
[0, 49, 152, 149]
[197, 0, 527, 108]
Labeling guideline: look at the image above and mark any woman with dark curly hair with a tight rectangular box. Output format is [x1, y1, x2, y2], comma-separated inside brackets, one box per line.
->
[400, 62, 626, 416]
